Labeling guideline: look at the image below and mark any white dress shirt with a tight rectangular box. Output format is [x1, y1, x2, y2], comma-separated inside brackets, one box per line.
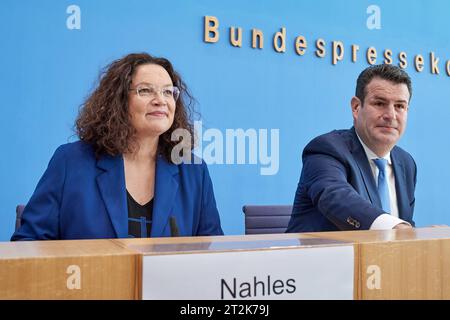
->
[356, 134, 410, 230]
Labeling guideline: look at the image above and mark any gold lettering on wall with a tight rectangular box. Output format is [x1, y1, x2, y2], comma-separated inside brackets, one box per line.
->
[415, 55, 424, 72]
[384, 49, 393, 64]
[230, 27, 242, 47]
[315, 38, 326, 58]
[202, 16, 450, 79]
[295, 36, 307, 56]
[352, 45, 360, 62]
[204, 16, 219, 43]
[399, 52, 408, 69]
[367, 47, 377, 65]
[430, 52, 440, 74]
[273, 27, 286, 53]
[332, 41, 344, 65]
[252, 29, 264, 49]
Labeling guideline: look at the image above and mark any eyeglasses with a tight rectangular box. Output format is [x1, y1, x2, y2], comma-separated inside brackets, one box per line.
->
[129, 84, 180, 101]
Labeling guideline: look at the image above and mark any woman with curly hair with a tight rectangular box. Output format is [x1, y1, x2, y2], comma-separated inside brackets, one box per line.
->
[12, 53, 223, 240]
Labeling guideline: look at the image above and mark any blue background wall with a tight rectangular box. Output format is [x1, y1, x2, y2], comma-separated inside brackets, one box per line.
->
[1, 0, 449, 241]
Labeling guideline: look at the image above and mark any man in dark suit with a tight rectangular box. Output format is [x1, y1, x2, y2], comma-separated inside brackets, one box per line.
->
[287, 64, 416, 232]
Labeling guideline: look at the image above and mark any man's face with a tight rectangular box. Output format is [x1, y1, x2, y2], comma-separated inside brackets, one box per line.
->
[352, 77, 410, 156]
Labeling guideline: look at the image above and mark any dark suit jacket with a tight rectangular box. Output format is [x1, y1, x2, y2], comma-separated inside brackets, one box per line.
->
[286, 127, 416, 232]
[11, 141, 223, 240]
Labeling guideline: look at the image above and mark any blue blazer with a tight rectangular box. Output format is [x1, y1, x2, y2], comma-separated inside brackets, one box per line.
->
[11, 141, 223, 240]
[286, 127, 416, 232]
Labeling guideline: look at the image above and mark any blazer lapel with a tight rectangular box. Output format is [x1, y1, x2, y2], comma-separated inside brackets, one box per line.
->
[96, 154, 128, 238]
[391, 149, 410, 221]
[151, 156, 179, 237]
[348, 128, 382, 208]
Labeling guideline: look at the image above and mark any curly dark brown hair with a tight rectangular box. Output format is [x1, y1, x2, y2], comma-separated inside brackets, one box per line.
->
[75, 52, 195, 162]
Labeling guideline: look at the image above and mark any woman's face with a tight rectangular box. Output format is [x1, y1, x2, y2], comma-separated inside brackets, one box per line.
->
[128, 64, 177, 139]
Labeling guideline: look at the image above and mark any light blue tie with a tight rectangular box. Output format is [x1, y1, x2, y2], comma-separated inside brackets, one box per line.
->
[373, 158, 391, 213]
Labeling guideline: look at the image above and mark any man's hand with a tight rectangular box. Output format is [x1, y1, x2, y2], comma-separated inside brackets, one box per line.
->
[393, 223, 412, 229]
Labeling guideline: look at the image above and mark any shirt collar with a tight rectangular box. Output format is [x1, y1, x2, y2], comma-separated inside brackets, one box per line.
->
[355, 132, 391, 165]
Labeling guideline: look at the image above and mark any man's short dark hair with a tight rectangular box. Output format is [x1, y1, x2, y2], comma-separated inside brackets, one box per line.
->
[355, 64, 412, 103]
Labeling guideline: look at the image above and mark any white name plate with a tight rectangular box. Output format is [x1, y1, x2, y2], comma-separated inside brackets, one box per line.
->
[142, 245, 354, 300]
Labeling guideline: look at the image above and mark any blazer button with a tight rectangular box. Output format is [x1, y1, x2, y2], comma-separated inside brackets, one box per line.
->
[346, 217, 354, 226]
[347, 216, 360, 229]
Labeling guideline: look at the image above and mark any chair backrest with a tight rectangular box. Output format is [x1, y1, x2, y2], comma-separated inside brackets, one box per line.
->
[242, 205, 293, 235]
[15, 205, 25, 231]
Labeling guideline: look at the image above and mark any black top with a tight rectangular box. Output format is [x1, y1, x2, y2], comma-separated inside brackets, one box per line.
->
[127, 190, 153, 238]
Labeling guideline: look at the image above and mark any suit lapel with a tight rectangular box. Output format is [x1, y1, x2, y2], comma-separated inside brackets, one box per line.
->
[151, 156, 179, 237]
[96, 154, 128, 238]
[391, 149, 410, 221]
[349, 128, 382, 208]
